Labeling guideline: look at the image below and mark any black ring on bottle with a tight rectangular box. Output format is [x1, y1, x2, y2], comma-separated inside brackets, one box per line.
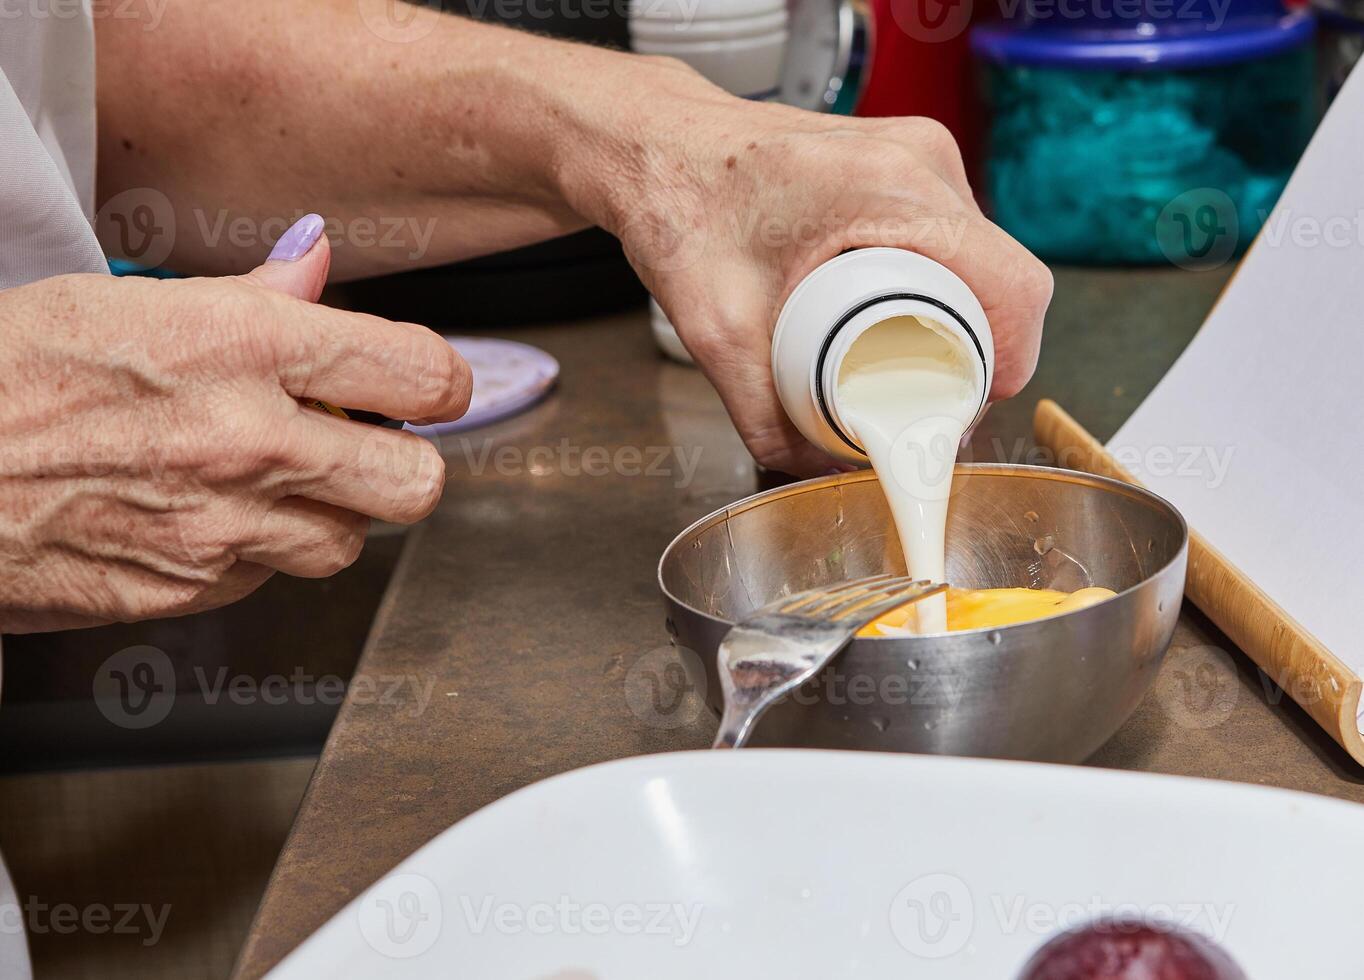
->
[813, 293, 988, 455]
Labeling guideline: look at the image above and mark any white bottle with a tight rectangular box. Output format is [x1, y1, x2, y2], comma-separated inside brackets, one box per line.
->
[771, 248, 993, 466]
[629, 0, 789, 364]
[628, 0, 788, 101]
[772, 248, 993, 631]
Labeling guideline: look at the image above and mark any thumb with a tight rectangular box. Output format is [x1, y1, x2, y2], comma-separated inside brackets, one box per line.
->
[239, 213, 331, 302]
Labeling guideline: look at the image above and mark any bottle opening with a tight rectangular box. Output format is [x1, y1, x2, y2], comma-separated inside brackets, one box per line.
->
[814, 294, 989, 456]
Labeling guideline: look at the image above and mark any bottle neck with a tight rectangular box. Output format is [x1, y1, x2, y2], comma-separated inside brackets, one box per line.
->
[815, 294, 990, 455]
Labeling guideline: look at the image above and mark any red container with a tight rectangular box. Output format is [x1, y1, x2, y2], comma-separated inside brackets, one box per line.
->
[854, 0, 990, 180]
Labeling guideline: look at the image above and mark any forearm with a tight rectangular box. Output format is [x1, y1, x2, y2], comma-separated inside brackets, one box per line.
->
[96, 0, 1051, 479]
[94, 0, 728, 278]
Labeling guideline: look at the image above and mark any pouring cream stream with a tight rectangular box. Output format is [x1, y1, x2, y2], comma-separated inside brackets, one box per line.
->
[834, 314, 1114, 635]
[834, 315, 978, 632]
[770, 249, 1113, 636]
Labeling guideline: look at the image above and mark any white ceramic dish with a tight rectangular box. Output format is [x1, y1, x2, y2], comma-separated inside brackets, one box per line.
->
[268, 751, 1364, 979]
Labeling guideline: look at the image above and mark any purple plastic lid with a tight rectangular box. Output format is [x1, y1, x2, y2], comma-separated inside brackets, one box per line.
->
[971, 4, 1314, 69]
[404, 337, 559, 436]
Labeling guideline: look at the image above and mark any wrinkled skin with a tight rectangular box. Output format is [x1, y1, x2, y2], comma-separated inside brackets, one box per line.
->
[0, 237, 470, 632]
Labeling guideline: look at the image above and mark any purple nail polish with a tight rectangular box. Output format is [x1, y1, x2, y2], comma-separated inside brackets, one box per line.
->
[268, 213, 325, 262]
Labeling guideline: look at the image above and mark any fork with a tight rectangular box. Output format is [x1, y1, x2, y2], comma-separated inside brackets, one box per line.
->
[711, 575, 947, 750]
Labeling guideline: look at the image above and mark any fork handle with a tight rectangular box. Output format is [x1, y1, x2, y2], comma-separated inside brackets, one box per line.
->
[712, 703, 758, 749]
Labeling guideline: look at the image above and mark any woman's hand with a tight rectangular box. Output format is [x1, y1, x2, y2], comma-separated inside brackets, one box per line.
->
[568, 62, 1053, 476]
[95, 7, 1046, 480]
[0, 225, 471, 633]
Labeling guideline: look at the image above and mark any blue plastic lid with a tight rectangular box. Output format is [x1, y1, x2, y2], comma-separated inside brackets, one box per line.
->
[971, 3, 1314, 69]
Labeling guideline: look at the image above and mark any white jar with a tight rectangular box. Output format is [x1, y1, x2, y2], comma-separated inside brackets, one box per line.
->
[631, 0, 789, 364]
[771, 248, 994, 466]
[628, 0, 788, 101]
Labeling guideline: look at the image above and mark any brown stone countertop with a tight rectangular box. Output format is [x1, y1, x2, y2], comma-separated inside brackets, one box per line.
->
[233, 266, 1364, 978]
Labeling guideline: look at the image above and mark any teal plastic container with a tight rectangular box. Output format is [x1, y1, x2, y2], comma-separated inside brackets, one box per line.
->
[973, 7, 1317, 265]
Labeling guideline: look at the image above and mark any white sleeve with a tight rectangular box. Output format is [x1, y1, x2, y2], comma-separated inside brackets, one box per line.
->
[0, 4, 109, 289]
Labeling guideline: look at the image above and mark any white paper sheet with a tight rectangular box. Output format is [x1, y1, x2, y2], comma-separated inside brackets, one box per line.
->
[1110, 67, 1364, 725]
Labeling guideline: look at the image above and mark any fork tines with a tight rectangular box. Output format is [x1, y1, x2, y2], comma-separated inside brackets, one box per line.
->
[779, 575, 946, 624]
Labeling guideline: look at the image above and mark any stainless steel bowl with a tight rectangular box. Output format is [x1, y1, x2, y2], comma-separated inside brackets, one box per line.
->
[658, 464, 1188, 762]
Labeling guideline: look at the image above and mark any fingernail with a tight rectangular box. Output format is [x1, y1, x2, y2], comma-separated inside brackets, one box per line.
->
[268, 213, 325, 262]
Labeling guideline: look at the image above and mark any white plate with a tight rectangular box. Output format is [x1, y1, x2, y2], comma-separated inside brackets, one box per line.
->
[269, 751, 1364, 978]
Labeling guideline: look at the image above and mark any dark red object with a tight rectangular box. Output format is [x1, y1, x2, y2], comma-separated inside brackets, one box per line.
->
[858, 0, 994, 191]
[1018, 920, 1247, 980]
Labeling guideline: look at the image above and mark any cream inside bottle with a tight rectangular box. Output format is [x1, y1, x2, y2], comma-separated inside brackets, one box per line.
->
[833, 314, 980, 633]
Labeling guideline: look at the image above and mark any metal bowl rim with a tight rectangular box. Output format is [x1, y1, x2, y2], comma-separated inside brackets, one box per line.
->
[657, 463, 1189, 642]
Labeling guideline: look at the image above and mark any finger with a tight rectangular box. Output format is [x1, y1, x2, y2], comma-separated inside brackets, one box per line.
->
[238, 496, 370, 578]
[176, 561, 278, 616]
[238, 213, 332, 302]
[105, 561, 276, 624]
[890, 118, 980, 210]
[261, 297, 473, 423]
[845, 209, 1052, 401]
[950, 220, 1051, 401]
[278, 409, 446, 524]
[678, 291, 849, 478]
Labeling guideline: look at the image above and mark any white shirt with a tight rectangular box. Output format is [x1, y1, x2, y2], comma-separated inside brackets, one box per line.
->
[1, 4, 107, 975]
[0, 0, 108, 288]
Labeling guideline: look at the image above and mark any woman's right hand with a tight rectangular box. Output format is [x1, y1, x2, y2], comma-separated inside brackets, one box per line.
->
[0, 228, 471, 633]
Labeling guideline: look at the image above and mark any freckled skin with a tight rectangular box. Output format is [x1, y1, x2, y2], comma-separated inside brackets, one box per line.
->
[72, 2, 1050, 592]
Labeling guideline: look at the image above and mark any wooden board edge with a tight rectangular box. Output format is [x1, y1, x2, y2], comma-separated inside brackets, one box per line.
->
[1033, 398, 1364, 767]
